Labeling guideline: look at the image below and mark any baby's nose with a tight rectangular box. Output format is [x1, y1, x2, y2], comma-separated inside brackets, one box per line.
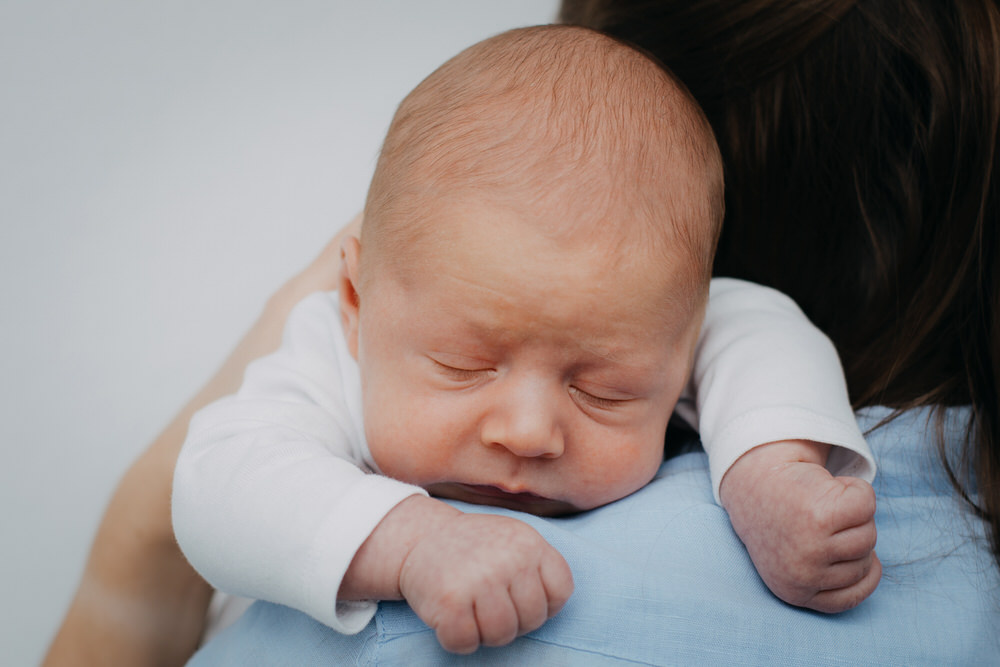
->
[480, 386, 565, 459]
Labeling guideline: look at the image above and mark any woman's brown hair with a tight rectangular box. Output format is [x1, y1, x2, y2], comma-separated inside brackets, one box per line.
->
[561, 0, 1000, 566]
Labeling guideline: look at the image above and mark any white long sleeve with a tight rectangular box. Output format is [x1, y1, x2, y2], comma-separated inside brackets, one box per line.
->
[673, 278, 876, 502]
[172, 292, 427, 633]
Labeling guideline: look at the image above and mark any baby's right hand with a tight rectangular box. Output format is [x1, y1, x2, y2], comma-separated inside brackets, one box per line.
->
[398, 503, 573, 654]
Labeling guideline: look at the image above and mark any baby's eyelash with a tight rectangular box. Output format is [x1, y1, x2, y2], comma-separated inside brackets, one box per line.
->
[571, 386, 628, 410]
[433, 360, 489, 380]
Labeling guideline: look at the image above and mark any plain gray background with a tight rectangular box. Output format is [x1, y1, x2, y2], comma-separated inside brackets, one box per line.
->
[1, 2, 560, 663]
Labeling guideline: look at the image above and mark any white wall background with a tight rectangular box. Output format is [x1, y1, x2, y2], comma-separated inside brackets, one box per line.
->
[0, 2, 560, 663]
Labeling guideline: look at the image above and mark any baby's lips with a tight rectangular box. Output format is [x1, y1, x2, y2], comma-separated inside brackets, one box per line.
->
[461, 483, 547, 502]
[441, 482, 579, 516]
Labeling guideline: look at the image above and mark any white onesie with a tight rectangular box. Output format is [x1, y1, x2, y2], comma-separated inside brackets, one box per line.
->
[173, 278, 875, 635]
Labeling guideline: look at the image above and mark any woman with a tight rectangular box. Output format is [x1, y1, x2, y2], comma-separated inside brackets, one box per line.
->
[44, 1, 1000, 664]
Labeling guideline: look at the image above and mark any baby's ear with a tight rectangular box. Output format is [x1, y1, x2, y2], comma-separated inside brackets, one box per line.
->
[338, 236, 362, 360]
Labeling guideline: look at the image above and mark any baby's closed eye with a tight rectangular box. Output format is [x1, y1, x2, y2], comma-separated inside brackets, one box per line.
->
[427, 355, 496, 384]
[568, 385, 634, 410]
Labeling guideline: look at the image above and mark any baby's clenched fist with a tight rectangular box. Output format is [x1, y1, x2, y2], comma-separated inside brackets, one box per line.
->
[399, 511, 573, 653]
[720, 439, 880, 613]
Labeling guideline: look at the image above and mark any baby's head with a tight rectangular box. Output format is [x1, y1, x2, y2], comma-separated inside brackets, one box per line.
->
[339, 25, 723, 516]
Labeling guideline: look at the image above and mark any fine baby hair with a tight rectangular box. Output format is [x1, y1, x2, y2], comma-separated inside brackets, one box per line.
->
[361, 24, 724, 292]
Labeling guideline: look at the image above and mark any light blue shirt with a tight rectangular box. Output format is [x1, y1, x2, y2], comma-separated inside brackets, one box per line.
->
[190, 407, 1000, 665]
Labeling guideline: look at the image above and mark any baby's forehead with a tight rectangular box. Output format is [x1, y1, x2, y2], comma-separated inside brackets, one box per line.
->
[387, 192, 709, 330]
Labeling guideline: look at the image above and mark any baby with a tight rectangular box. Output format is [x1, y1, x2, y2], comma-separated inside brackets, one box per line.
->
[173, 26, 877, 654]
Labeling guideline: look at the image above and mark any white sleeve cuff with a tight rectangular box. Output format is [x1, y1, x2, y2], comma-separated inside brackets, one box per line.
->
[302, 474, 427, 633]
[707, 406, 876, 504]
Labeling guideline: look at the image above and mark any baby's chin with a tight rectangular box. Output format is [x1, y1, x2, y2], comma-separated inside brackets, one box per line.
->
[425, 482, 582, 517]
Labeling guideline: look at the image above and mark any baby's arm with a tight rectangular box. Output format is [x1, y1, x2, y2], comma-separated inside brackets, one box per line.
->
[171, 291, 425, 633]
[678, 278, 879, 612]
[172, 291, 570, 651]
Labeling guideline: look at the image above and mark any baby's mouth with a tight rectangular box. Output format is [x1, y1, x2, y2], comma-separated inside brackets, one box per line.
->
[425, 482, 577, 517]
[462, 484, 548, 503]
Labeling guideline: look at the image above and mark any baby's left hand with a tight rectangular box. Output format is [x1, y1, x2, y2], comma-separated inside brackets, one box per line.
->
[719, 440, 881, 613]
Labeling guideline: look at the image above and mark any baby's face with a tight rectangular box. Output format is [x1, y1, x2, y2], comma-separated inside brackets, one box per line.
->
[342, 198, 704, 516]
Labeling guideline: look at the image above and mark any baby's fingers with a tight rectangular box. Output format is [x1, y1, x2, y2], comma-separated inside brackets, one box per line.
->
[474, 586, 520, 647]
[825, 477, 877, 530]
[539, 548, 574, 617]
[433, 603, 482, 655]
[829, 518, 878, 562]
[808, 553, 882, 613]
[817, 550, 877, 591]
[506, 569, 549, 637]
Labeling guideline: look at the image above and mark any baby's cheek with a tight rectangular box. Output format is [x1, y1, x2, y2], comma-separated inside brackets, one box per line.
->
[568, 441, 658, 508]
[365, 407, 457, 486]
[363, 405, 416, 480]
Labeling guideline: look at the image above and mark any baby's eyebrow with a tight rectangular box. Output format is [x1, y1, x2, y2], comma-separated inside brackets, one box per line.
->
[574, 337, 659, 366]
[440, 313, 529, 348]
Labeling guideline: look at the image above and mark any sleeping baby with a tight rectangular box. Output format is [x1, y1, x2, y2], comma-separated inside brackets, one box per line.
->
[173, 25, 878, 654]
